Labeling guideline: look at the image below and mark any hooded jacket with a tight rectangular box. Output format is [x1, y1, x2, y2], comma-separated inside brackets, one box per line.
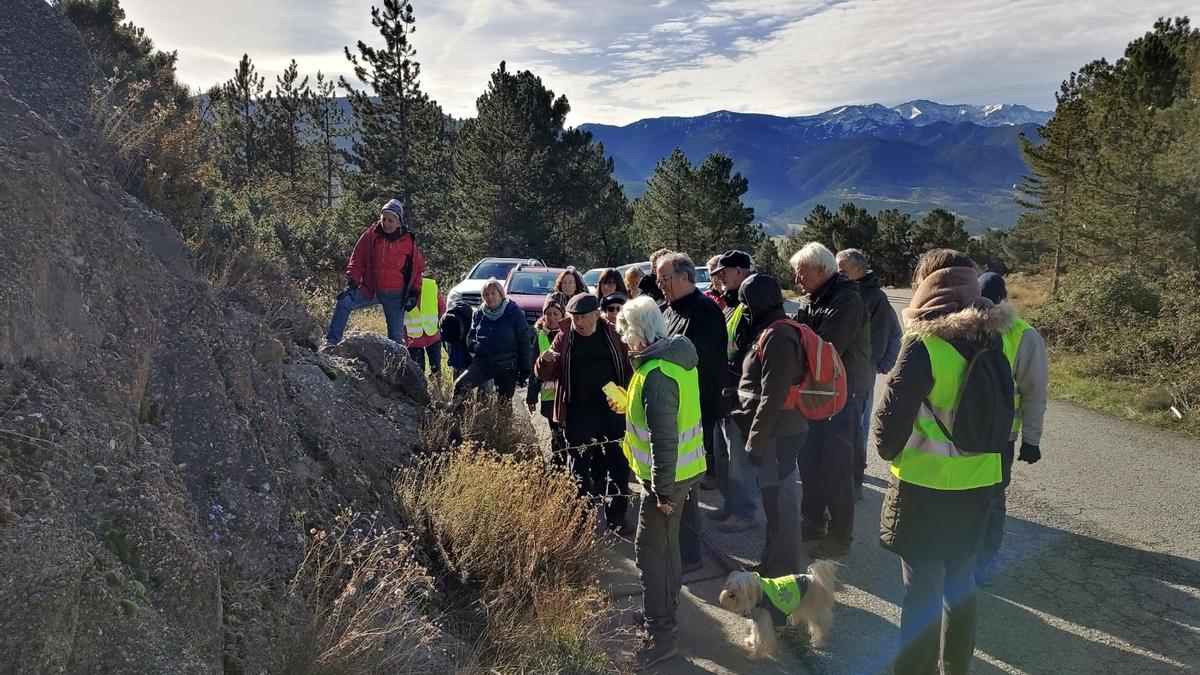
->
[874, 268, 1016, 558]
[794, 273, 873, 396]
[664, 288, 729, 424]
[468, 299, 531, 376]
[858, 271, 902, 374]
[732, 274, 808, 464]
[630, 335, 703, 496]
[345, 222, 425, 301]
[533, 318, 633, 425]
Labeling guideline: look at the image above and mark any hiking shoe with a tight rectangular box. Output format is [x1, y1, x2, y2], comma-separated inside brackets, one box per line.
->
[705, 508, 730, 521]
[635, 637, 678, 670]
[718, 514, 756, 533]
[801, 520, 828, 542]
[809, 538, 851, 560]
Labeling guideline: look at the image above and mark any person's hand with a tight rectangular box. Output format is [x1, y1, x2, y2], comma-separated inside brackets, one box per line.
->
[517, 371, 530, 387]
[606, 397, 626, 415]
[656, 494, 675, 515]
[527, 402, 537, 413]
[404, 293, 419, 311]
[1018, 442, 1041, 464]
[744, 444, 764, 467]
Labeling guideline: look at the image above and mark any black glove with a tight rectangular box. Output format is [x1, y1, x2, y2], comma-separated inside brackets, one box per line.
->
[517, 371, 530, 387]
[744, 444, 764, 467]
[404, 292, 420, 311]
[1018, 442, 1041, 464]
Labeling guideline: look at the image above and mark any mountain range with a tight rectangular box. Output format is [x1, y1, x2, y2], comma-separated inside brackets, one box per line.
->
[579, 101, 1052, 233]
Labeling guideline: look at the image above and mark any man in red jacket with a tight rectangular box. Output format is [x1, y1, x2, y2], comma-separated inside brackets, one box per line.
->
[325, 199, 425, 345]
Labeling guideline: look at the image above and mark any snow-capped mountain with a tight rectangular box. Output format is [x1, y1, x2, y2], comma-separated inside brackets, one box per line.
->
[890, 100, 1051, 127]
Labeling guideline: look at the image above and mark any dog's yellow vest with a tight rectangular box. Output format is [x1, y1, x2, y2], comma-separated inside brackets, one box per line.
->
[755, 573, 803, 616]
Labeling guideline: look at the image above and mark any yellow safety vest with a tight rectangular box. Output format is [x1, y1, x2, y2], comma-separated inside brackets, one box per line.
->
[536, 330, 557, 403]
[1001, 315, 1033, 434]
[889, 335, 1003, 490]
[622, 358, 707, 486]
[404, 278, 439, 338]
[726, 303, 745, 360]
[757, 573, 803, 616]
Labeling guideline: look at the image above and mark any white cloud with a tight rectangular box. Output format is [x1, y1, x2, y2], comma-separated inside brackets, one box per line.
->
[115, 0, 1195, 126]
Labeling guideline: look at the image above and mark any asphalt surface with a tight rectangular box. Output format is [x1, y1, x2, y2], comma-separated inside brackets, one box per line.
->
[526, 289, 1200, 673]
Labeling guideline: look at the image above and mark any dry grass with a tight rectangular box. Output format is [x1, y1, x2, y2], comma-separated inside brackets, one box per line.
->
[275, 510, 451, 675]
[1004, 272, 1053, 314]
[395, 447, 617, 673]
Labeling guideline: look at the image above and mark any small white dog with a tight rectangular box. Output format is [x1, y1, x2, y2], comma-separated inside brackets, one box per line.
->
[717, 560, 838, 659]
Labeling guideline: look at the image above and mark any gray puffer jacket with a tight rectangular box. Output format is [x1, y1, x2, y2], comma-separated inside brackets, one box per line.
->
[631, 335, 703, 497]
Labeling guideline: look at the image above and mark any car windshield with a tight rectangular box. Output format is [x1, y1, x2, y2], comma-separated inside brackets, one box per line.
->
[469, 261, 520, 280]
[507, 271, 561, 296]
[582, 268, 603, 285]
[695, 267, 710, 283]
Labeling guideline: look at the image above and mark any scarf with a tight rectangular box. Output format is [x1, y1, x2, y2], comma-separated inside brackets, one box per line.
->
[902, 266, 993, 324]
[482, 298, 510, 321]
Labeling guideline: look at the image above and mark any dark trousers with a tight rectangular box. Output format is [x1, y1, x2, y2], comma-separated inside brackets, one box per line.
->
[636, 481, 692, 643]
[678, 420, 715, 566]
[564, 404, 629, 528]
[897, 552, 979, 675]
[980, 443, 1016, 561]
[453, 362, 517, 400]
[798, 394, 863, 544]
[756, 432, 805, 577]
[408, 342, 442, 376]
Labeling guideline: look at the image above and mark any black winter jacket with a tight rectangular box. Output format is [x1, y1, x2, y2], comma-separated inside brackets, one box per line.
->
[874, 302, 1015, 559]
[858, 272, 902, 374]
[664, 288, 728, 425]
[794, 273, 872, 396]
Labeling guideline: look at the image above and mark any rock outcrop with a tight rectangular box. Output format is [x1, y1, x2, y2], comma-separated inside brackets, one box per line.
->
[0, 1, 444, 671]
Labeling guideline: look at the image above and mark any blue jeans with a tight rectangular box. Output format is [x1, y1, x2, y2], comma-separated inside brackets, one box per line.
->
[714, 417, 758, 519]
[408, 342, 442, 375]
[325, 287, 407, 344]
[857, 387, 875, 486]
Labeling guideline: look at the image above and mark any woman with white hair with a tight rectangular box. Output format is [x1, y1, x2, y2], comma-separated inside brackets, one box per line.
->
[614, 296, 707, 669]
[455, 278, 531, 401]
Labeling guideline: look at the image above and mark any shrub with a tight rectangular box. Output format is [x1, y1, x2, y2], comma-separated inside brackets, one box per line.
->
[395, 448, 615, 672]
[274, 510, 449, 674]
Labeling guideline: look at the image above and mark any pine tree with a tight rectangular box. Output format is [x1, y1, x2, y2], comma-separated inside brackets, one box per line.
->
[752, 236, 791, 284]
[263, 60, 310, 187]
[341, 0, 444, 210]
[910, 208, 969, 254]
[210, 54, 268, 190]
[790, 204, 836, 250]
[632, 149, 698, 254]
[873, 209, 915, 285]
[307, 71, 350, 209]
[691, 153, 758, 255]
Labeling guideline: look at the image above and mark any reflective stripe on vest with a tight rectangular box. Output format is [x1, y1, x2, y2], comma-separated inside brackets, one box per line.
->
[404, 278, 439, 337]
[726, 303, 745, 360]
[889, 335, 1003, 490]
[536, 330, 557, 402]
[622, 358, 707, 484]
[756, 573, 803, 616]
[1001, 315, 1033, 433]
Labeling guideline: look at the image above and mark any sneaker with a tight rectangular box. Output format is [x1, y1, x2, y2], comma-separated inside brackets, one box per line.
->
[705, 508, 730, 521]
[718, 514, 756, 533]
[809, 538, 851, 560]
[635, 637, 678, 670]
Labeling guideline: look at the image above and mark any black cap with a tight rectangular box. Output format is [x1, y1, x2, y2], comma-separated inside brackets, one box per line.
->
[566, 293, 600, 314]
[713, 250, 752, 274]
[601, 292, 628, 309]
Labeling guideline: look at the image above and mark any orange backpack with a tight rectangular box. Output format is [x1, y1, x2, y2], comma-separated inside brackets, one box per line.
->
[755, 319, 848, 420]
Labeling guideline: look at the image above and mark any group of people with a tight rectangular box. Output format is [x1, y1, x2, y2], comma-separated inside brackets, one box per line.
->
[324, 200, 1049, 673]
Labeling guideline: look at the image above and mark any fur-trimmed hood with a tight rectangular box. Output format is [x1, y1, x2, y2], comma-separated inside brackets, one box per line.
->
[906, 300, 1015, 343]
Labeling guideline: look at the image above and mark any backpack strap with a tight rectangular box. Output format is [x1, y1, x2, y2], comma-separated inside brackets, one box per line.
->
[923, 337, 1003, 447]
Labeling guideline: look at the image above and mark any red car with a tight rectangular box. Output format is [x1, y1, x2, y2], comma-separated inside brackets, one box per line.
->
[504, 266, 567, 324]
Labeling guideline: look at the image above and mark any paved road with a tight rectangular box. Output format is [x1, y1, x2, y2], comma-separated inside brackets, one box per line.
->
[532, 289, 1200, 673]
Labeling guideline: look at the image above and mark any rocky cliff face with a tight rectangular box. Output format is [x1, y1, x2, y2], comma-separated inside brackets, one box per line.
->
[0, 1, 442, 671]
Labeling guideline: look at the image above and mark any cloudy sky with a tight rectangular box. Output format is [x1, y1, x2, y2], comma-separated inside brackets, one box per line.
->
[116, 0, 1192, 126]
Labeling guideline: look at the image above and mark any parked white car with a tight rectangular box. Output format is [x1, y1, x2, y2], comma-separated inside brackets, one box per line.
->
[447, 257, 543, 308]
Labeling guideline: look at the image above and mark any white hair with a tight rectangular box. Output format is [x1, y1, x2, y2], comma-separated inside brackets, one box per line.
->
[790, 242, 838, 275]
[836, 248, 869, 273]
[659, 251, 696, 283]
[616, 296, 668, 347]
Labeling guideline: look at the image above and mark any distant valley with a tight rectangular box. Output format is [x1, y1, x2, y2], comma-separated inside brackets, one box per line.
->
[579, 101, 1052, 234]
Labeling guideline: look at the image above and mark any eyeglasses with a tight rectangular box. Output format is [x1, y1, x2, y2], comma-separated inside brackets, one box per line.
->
[604, 306, 622, 314]
[655, 273, 673, 287]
